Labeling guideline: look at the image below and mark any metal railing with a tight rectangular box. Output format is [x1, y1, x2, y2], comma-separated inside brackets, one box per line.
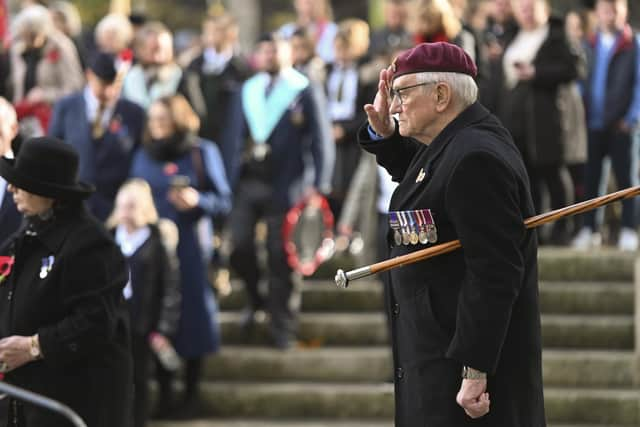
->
[0, 381, 87, 427]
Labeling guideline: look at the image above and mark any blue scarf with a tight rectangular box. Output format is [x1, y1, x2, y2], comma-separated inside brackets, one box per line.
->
[242, 68, 309, 144]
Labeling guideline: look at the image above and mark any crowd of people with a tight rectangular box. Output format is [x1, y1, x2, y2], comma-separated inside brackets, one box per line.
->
[0, 0, 638, 425]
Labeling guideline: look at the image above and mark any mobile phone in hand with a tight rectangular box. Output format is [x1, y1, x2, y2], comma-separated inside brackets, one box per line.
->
[169, 175, 190, 190]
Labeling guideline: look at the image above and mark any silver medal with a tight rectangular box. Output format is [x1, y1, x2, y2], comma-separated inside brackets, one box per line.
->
[394, 230, 403, 246]
[426, 224, 438, 243]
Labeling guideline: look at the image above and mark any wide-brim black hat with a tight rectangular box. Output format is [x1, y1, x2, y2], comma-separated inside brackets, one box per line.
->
[0, 137, 94, 200]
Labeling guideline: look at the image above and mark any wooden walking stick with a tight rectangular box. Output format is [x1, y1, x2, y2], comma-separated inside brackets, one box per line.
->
[334, 185, 640, 288]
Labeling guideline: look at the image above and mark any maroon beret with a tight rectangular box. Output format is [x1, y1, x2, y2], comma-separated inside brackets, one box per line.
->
[391, 42, 477, 80]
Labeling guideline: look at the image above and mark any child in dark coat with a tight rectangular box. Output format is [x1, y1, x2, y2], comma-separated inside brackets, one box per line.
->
[108, 178, 181, 427]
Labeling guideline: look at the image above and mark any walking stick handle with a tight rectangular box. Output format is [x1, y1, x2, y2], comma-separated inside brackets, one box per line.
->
[335, 185, 640, 288]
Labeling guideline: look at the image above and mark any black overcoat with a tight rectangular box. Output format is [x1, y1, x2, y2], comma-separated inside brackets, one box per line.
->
[359, 102, 545, 427]
[0, 205, 132, 427]
[497, 17, 579, 166]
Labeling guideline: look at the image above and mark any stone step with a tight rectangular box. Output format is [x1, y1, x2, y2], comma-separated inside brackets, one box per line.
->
[150, 423, 628, 427]
[219, 312, 634, 349]
[219, 281, 385, 313]
[150, 422, 392, 427]
[541, 315, 633, 349]
[542, 350, 635, 388]
[160, 383, 640, 425]
[544, 388, 640, 425]
[219, 280, 634, 315]
[539, 282, 633, 314]
[311, 248, 636, 282]
[203, 347, 635, 388]
[537, 248, 635, 282]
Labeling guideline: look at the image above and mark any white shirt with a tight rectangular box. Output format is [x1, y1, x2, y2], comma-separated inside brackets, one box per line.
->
[202, 47, 233, 75]
[115, 225, 151, 300]
[503, 24, 550, 90]
[84, 86, 115, 129]
[600, 32, 616, 50]
[377, 165, 398, 214]
[115, 225, 151, 257]
[0, 177, 6, 206]
[327, 64, 359, 121]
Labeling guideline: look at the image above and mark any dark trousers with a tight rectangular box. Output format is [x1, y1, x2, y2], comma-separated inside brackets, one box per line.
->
[583, 128, 639, 230]
[132, 334, 151, 427]
[530, 163, 574, 242]
[229, 177, 295, 339]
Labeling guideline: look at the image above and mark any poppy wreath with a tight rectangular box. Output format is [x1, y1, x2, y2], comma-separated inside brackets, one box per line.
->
[282, 195, 334, 277]
[0, 256, 15, 284]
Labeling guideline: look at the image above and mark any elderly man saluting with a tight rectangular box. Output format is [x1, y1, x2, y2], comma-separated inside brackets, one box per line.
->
[360, 42, 545, 426]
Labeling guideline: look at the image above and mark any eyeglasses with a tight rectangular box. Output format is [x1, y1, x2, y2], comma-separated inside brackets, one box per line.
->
[389, 81, 438, 105]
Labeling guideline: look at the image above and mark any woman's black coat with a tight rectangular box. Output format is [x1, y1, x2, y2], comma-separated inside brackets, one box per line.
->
[0, 205, 132, 427]
[497, 17, 579, 166]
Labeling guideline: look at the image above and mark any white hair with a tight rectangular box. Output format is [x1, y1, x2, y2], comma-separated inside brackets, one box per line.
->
[12, 5, 53, 38]
[95, 13, 134, 52]
[50, 1, 83, 37]
[415, 71, 478, 109]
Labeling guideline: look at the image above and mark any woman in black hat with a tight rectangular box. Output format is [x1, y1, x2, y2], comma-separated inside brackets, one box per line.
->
[0, 137, 133, 427]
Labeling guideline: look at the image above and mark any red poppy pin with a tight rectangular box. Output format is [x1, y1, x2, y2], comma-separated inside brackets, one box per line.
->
[0, 256, 15, 284]
[119, 48, 133, 63]
[109, 118, 122, 134]
[163, 163, 179, 176]
[47, 49, 60, 63]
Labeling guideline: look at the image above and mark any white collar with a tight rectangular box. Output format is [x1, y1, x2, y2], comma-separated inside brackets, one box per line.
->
[115, 225, 151, 257]
[83, 86, 115, 122]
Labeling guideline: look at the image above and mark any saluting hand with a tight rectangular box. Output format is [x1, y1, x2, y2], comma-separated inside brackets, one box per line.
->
[363, 66, 396, 138]
[456, 378, 490, 418]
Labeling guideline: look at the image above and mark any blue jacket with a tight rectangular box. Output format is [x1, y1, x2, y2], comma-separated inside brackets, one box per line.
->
[0, 188, 21, 246]
[130, 139, 231, 357]
[49, 92, 146, 221]
[583, 25, 640, 129]
[225, 69, 328, 210]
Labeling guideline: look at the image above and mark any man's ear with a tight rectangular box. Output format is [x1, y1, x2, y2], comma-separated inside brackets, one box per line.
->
[434, 83, 452, 113]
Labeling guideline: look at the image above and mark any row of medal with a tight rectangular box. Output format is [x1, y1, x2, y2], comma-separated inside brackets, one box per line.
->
[389, 209, 438, 246]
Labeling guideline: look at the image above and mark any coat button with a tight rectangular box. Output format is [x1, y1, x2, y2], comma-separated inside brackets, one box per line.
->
[68, 343, 78, 352]
[392, 303, 400, 316]
[396, 367, 404, 380]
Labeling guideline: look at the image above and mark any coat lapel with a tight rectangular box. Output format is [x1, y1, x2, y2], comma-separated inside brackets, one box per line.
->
[71, 95, 96, 183]
[390, 103, 492, 210]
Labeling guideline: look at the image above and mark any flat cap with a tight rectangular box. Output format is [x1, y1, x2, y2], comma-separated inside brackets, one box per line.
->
[89, 52, 117, 83]
[391, 42, 477, 80]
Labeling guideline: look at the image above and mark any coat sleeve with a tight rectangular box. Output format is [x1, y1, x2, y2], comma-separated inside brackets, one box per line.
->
[155, 239, 181, 338]
[302, 88, 326, 190]
[41, 39, 84, 104]
[444, 150, 526, 375]
[308, 82, 335, 194]
[195, 142, 233, 217]
[358, 121, 421, 182]
[37, 235, 129, 367]
[338, 152, 377, 231]
[221, 89, 247, 188]
[47, 98, 66, 138]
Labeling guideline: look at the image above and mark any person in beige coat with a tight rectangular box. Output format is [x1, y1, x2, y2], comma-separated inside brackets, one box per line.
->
[8, 4, 84, 106]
